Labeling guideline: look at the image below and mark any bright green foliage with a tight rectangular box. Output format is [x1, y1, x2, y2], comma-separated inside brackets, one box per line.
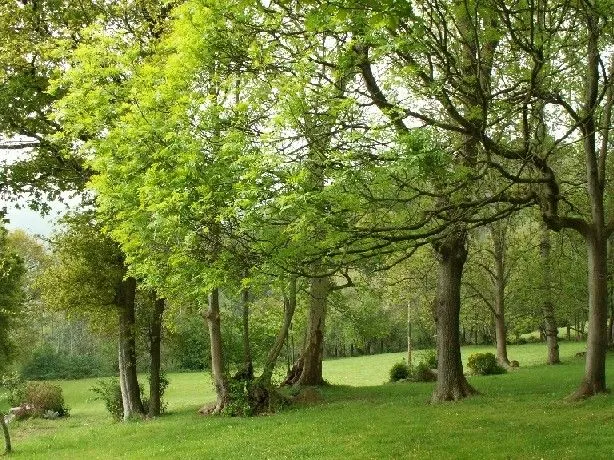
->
[467, 353, 507, 376]
[90, 379, 124, 421]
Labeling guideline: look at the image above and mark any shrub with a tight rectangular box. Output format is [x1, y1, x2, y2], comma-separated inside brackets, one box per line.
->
[224, 378, 255, 416]
[142, 373, 170, 415]
[91, 374, 170, 420]
[14, 382, 69, 418]
[422, 349, 438, 369]
[410, 362, 437, 382]
[389, 362, 410, 382]
[21, 346, 106, 380]
[467, 352, 507, 376]
[90, 379, 123, 421]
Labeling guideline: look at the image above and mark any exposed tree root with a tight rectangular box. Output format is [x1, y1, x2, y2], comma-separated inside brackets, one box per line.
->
[431, 378, 478, 403]
[568, 379, 609, 401]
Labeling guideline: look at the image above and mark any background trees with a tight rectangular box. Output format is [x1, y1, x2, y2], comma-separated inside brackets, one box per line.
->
[0, 225, 25, 372]
[1, 0, 613, 424]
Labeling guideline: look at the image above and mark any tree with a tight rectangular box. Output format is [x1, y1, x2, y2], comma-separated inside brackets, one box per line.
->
[38, 213, 145, 419]
[0, 225, 25, 371]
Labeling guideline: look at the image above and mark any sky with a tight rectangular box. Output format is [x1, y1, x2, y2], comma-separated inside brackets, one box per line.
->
[4, 201, 64, 237]
[2, 139, 67, 236]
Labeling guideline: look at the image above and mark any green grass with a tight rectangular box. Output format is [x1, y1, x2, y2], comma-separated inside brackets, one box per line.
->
[4, 341, 614, 459]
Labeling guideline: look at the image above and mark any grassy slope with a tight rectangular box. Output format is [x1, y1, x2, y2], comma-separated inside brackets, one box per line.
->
[4, 342, 614, 459]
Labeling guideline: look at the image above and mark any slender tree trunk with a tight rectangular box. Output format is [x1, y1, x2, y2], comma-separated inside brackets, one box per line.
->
[608, 238, 614, 346]
[491, 224, 510, 366]
[201, 288, 229, 413]
[572, 233, 609, 398]
[240, 285, 253, 380]
[432, 232, 477, 402]
[540, 225, 560, 364]
[117, 277, 144, 420]
[261, 277, 297, 385]
[407, 301, 413, 368]
[148, 297, 165, 417]
[297, 276, 331, 386]
[1, 413, 11, 455]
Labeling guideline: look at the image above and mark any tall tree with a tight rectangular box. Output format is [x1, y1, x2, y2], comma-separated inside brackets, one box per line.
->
[38, 213, 145, 419]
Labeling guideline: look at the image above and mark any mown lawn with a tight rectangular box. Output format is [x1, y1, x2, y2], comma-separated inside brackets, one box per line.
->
[3, 341, 614, 459]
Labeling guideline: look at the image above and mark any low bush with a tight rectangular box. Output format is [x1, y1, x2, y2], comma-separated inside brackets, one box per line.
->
[141, 373, 170, 416]
[410, 362, 437, 382]
[422, 349, 438, 369]
[91, 374, 170, 420]
[467, 352, 507, 376]
[11, 382, 69, 419]
[389, 362, 410, 382]
[90, 379, 124, 421]
[26, 382, 68, 417]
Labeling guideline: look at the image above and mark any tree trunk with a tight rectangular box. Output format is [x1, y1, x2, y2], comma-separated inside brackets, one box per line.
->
[261, 277, 298, 385]
[242, 286, 253, 379]
[571, 233, 609, 398]
[117, 277, 144, 420]
[491, 224, 510, 366]
[540, 225, 560, 364]
[148, 297, 165, 417]
[297, 276, 331, 386]
[432, 233, 477, 403]
[608, 238, 614, 346]
[407, 301, 413, 367]
[1, 413, 11, 455]
[201, 288, 229, 414]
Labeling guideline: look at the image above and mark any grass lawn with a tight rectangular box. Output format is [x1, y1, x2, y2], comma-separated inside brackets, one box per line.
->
[3, 341, 614, 459]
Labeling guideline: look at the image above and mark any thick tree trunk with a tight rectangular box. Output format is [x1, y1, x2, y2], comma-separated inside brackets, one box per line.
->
[297, 276, 331, 386]
[1, 413, 11, 455]
[148, 297, 165, 417]
[432, 233, 477, 403]
[571, 233, 609, 399]
[117, 277, 144, 420]
[540, 226, 560, 364]
[240, 285, 253, 380]
[201, 288, 229, 414]
[491, 224, 509, 366]
[261, 277, 298, 385]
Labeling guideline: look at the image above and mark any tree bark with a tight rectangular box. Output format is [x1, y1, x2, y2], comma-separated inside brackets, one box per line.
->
[540, 225, 560, 365]
[117, 277, 144, 420]
[201, 288, 229, 413]
[571, 233, 609, 398]
[608, 238, 614, 346]
[260, 277, 298, 385]
[297, 276, 331, 386]
[1, 413, 11, 455]
[491, 224, 510, 366]
[432, 232, 477, 402]
[148, 297, 165, 417]
[240, 285, 253, 380]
